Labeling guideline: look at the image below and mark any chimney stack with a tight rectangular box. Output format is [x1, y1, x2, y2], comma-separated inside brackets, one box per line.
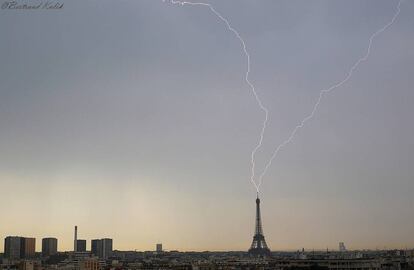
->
[74, 226, 78, 252]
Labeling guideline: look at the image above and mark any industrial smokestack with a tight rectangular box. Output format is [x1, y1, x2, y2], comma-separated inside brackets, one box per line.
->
[74, 226, 78, 252]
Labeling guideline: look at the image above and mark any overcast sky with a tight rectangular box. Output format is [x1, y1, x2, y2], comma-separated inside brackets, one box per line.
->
[0, 0, 413, 252]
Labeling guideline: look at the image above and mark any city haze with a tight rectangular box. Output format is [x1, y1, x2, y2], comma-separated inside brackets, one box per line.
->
[1, 0, 414, 252]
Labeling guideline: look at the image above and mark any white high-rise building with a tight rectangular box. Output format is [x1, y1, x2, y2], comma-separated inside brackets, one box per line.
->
[339, 242, 347, 252]
[156, 243, 162, 253]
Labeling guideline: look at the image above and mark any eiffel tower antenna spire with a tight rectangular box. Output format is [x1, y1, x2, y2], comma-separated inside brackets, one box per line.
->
[248, 193, 271, 257]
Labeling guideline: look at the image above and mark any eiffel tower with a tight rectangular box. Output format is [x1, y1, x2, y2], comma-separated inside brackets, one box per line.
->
[248, 194, 271, 257]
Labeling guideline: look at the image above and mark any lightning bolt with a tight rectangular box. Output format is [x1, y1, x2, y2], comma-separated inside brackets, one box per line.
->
[257, 0, 403, 190]
[164, 0, 268, 193]
[164, 0, 403, 193]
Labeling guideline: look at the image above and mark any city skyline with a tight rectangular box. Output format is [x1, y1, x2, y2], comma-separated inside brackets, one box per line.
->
[1, 234, 412, 254]
[1, 0, 414, 252]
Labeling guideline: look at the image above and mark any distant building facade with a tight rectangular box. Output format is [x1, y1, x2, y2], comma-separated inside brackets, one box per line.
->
[80, 259, 99, 270]
[156, 243, 162, 253]
[42, 237, 58, 256]
[91, 239, 99, 256]
[339, 242, 347, 252]
[4, 236, 21, 259]
[20, 237, 36, 258]
[4, 236, 35, 259]
[102, 238, 113, 259]
[91, 238, 112, 259]
[18, 261, 34, 270]
[76, 240, 87, 252]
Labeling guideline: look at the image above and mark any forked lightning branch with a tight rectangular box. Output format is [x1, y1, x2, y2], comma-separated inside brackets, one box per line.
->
[164, 0, 403, 193]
